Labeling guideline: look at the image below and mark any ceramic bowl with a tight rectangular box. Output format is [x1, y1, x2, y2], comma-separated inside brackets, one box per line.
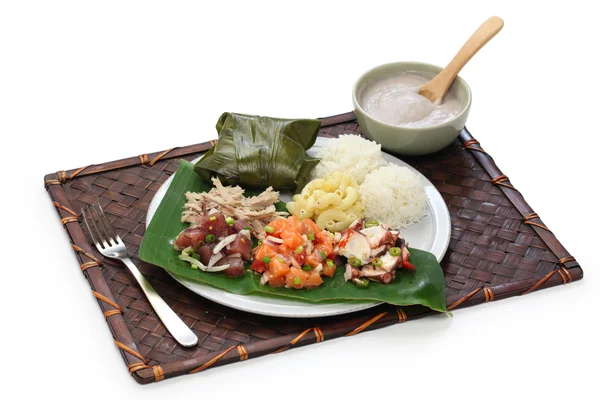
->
[352, 61, 472, 155]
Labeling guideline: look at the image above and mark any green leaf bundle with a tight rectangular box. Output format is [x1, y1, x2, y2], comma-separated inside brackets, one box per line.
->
[194, 113, 321, 191]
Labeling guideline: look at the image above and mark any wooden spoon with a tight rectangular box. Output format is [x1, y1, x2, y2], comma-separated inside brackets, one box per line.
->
[419, 16, 504, 103]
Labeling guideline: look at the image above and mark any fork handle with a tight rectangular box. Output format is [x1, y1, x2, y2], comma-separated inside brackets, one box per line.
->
[122, 257, 198, 347]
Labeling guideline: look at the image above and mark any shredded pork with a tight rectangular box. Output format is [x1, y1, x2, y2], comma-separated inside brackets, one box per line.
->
[182, 177, 286, 239]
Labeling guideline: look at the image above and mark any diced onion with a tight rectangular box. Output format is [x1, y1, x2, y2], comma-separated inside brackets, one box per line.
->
[266, 236, 283, 244]
[260, 273, 269, 285]
[305, 240, 314, 254]
[316, 251, 325, 262]
[213, 233, 238, 254]
[208, 252, 224, 267]
[178, 253, 229, 272]
[290, 256, 301, 269]
[205, 265, 230, 272]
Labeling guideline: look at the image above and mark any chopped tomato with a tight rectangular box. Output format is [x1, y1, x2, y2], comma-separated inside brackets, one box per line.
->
[402, 260, 416, 270]
[293, 250, 306, 266]
[250, 259, 267, 273]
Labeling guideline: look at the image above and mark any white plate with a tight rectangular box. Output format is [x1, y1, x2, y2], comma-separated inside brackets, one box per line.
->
[146, 137, 451, 318]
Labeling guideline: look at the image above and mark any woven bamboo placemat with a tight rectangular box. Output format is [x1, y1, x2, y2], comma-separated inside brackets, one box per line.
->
[44, 112, 582, 384]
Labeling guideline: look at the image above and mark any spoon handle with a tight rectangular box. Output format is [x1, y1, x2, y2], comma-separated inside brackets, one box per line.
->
[421, 16, 504, 102]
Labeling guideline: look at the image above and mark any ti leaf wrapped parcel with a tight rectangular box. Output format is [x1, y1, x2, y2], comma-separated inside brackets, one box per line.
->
[194, 112, 321, 191]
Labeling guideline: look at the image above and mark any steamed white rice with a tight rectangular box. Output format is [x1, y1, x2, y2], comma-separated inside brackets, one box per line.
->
[359, 165, 428, 229]
[311, 134, 387, 184]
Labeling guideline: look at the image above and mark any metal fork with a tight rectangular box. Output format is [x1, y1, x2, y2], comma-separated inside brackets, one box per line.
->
[82, 202, 198, 347]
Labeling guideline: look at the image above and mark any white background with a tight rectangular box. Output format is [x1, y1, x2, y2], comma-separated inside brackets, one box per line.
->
[1, 1, 598, 399]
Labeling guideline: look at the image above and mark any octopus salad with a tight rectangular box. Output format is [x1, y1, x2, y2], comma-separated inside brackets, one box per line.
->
[336, 219, 414, 288]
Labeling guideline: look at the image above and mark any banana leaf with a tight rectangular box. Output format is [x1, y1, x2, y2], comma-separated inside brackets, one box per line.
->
[194, 113, 321, 191]
[139, 160, 447, 313]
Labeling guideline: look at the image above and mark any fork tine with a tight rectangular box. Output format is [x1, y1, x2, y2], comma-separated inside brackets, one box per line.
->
[97, 203, 121, 244]
[82, 206, 104, 251]
[94, 203, 119, 245]
[89, 203, 112, 247]
[92, 206, 110, 248]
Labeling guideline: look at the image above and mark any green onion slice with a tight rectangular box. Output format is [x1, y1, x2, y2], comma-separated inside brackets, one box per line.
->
[389, 247, 401, 257]
[355, 278, 369, 288]
[348, 257, 362, 267]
